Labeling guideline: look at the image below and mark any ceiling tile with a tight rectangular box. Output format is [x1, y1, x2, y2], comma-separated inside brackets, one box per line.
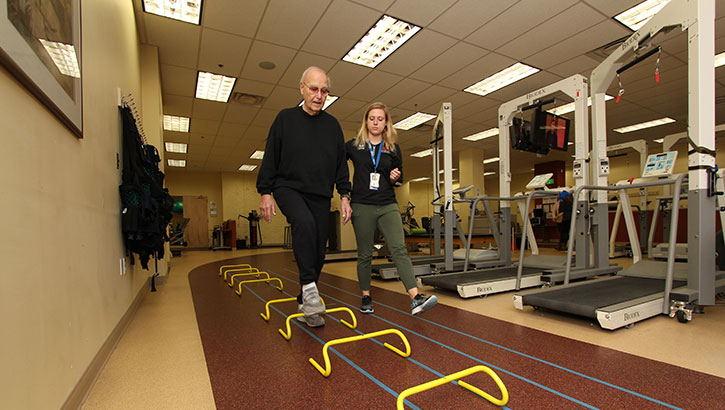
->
[547, 55, 600, 79]
[188, 134, 214, 147]
[212, 136, 239, 147]
[217, 122, 248, 138]
[398, 84, 457, 111]
[191, 99, 227, 121]
[464, 0, 577, 51]
[262, 85, 303, 111]
[243, 125, 271, 142]
[324, 97, 368, 122]
[375, 30, 457, 77]
[496, 2, 605, 61]
[582, 0, 642, 18]
[327, 61, 373, 95]
[385, 0, 456, 26]
[162, 94, 194, 116]
[301, 1, 382, 59]
[144, 13, 201, 68]
[190, 119, 221, 135]
[240, 41, 297, 84]
[197, 28, 252, 77]
[348, 0, 394, 11]
[423, 91, 490, 119]
[160, 65, 197, 97]
[439, 52, 516, 90]
[374, 77, 430, 108]
[163, 131, 190, 143]
[410, 42, 488, 84]
[203, 0, 266, 38]
[249, 108, 279, 129]
[232, 78, 275, 97]
[428, 0, 516, 40]
[256, 0, 332, 49]
[222, 104, 261, 125]
[344, 70, 402, 101]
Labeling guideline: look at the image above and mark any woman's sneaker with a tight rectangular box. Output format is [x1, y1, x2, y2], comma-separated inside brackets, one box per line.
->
[361, 295, 374, 314]
[411, 294, 437, 315]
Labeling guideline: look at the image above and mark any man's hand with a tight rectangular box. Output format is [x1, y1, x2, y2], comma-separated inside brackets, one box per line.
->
[259, 194, 276, 222]
[390, 168, 401, 183]
[341, 196, 352, 225]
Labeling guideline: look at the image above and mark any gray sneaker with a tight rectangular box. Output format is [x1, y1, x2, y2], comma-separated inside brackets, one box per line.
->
[301, 283, 325, 316]
[296, 304, 325, 327]
[411, 294, 438, 315]
[360, 295, 374, 314]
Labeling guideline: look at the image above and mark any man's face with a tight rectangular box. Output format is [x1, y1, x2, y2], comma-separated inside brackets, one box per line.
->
[300, 69, 329, 115]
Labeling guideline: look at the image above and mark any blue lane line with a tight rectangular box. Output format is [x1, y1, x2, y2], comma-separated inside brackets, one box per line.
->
[238, 283, 421, 410]
[276, 268, 684, 410]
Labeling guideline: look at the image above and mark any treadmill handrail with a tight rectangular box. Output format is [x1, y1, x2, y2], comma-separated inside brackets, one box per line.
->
[562, 174, 686, 315]
[515, 190, 561, 289]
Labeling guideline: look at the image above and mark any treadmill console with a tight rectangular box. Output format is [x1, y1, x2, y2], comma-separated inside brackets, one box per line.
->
[642, 151, 677, 177]
[526, 173, 554, 190]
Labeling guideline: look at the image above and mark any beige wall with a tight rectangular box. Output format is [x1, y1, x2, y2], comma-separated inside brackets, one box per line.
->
[0, 1, 166, 409]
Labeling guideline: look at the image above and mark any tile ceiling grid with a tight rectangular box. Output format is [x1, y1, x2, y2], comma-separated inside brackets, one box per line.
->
[135, 0, 723, 177]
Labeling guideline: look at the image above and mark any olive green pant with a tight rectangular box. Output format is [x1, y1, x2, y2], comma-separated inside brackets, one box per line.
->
[351, 202, 417, 291]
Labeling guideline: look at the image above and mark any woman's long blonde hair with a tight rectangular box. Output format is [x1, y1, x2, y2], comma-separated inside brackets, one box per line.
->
[355, 102, 397, 152]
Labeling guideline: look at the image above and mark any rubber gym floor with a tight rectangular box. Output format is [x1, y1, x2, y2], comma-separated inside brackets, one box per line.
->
[188, 251, 724, 410]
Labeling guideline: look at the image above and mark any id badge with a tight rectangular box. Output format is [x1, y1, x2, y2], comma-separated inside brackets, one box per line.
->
[369, 172, 380, 190]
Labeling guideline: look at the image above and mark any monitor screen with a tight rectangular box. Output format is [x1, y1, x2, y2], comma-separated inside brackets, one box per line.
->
[532, 109, 570, 151]
[510, 117, 540, 153]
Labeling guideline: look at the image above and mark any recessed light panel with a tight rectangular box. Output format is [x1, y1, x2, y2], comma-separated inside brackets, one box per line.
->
[394, 112, 436, 130]
[165, 142, 188, 153]
[250, 151, 265, 160]
[196, 71, 236, 102]
[39, 40, 80, 78]
[716, 52, 725, 68]
[614, 0, 670, 31]
[238, 164, 258, 172]
[483, 157, 500, 164]
[143, 0, 202, 25]
[163, 115, 190, 132]
[343, 15, 421, 68]
[464, 63, 539, 97]
[463, 128, 499, 141]
[167, 159, 186, 167]
[613, 117, 675, 133]
[410, 177, 430, 182]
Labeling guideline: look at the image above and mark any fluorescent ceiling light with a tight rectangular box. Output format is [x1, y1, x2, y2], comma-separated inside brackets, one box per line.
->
[394, 112, 436, 130]
[439, 168, 457, 174]
[343, 15, 421, 68]
[167, 159, 186, 167]
[250, 150, 265, 160]
[653, 138, 664, 143]
[410, 177, 430, 182]
[195, 71, 236, 102]
[163, 115, 190, 132]
[464, 63, 539, 97]
[38, 39, 80, 78]
[463, 128, 499, 141]
[238, 164, 258, 172]
[613, 117, 675, 133]
[298, 95, 338, 110]
[165, 142, 188, 153]
[567, 142, 574, 146]
[143, 0, 202, 25]
[483, 172, 496, 176]
[411, 148, 433, 158]
[547, 95, 615, 116]
[483, 157, 500, 164]
[716, 52, 725, 68]
[614, 0, 670, 31]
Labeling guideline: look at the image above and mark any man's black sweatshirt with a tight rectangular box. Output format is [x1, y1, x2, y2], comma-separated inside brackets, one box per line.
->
[256, 106, 351, 198]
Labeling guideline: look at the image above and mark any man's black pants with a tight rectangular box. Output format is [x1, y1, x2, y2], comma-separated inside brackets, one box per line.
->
[273, 187, 330, 303]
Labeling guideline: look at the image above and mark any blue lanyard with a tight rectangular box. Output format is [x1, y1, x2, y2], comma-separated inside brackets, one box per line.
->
[368, 142, 383, 172]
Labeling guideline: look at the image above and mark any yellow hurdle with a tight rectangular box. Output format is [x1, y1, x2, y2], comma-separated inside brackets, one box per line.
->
[223, 266, 259, 281]
[235, 277, 283, 295]
[260, 297, 326, 321]
[309, 329, 410, 377]
[218, 264, 252, 278]
[278, 307, 354, 340]
[396, 365, 509, 409]
[227, 270, 268, 287]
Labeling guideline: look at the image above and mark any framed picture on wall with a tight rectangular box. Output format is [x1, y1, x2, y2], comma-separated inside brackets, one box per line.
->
[0, 0, 82, 137]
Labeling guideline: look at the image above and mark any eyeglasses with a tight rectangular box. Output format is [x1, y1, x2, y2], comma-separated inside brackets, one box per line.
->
[303, 82, 330, 96]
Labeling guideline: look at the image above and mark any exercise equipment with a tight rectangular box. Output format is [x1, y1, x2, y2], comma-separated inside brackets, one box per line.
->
[396, 365, 509, 409]
[278, 307, 356, 340]
[260, 296, 326, 321]
[308, 329, 410, 377]
[235, 277, 283, 295]
[238, 211, 262, 249]
[172, 200, 183, 213]
[219, 263, 252, 278]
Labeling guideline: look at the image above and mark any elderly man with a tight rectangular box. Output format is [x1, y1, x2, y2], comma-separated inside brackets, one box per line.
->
[256, 66, 352, 327]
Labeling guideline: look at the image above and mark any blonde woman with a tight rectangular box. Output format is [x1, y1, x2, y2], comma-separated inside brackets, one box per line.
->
[345, 102, 437, 315]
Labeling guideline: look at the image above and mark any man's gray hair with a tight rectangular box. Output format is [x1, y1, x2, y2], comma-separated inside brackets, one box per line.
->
[300, 66, 331, 87]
